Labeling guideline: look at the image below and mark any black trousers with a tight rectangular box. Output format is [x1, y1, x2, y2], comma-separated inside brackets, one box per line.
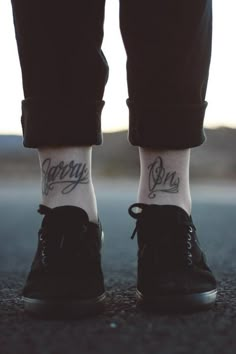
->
[10, 0, 212, 149]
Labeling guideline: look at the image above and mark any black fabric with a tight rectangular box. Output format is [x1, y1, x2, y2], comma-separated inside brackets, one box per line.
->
[22, 204, 105, 300]
[127, 101, 207, 149]
[10, 0, 212, 149]
[129, 203, 217, 296]
[21, 98, 104, 147]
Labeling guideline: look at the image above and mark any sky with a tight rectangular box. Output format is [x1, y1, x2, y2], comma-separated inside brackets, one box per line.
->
[0, 0, 236, 135]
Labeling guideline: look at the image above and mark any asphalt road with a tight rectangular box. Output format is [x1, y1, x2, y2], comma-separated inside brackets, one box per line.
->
[0, 178, 236, 354]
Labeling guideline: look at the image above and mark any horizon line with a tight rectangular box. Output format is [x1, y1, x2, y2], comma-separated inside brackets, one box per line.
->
[0, 125, 236, 136]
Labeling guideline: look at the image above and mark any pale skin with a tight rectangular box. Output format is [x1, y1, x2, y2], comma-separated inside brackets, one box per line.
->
[137, 147, 192, 215]
[38, 146, 98, 223]
[37, 146, 192, 224]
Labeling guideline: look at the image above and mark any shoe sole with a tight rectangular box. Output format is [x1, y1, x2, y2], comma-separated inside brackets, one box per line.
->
[136, 289, 217, 313]
[23, 293, 106, 319]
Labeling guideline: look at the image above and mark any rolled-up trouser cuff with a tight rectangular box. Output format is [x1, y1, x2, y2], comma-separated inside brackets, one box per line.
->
[127, 99, 207, 149]
[21, 97, 105, 148]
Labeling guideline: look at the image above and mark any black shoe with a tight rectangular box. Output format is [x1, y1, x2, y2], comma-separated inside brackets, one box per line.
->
[129, 203, 217, 312]
[22, 204, 106, 318]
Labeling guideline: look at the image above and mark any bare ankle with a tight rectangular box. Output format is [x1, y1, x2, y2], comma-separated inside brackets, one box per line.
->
[137, 147, 192, 215]
[37, 146, 98, 222]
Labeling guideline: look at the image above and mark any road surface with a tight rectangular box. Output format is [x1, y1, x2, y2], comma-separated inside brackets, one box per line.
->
[0, 178, 236, 354]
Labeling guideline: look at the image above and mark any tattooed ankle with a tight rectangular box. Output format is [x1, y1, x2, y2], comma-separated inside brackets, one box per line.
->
[148, 156, 180, 199]
[41, 158, 89, 195]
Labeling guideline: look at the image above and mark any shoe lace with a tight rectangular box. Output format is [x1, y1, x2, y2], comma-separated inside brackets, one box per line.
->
[37, 205, 90, 269]
[128, 203, 196, 268]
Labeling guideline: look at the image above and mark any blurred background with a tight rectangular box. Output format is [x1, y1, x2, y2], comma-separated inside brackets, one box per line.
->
[0, 0, 236, 182]
[0, 0, 236, 183]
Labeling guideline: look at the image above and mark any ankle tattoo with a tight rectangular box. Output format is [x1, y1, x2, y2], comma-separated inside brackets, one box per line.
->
[148, 156, 180, 199]
[41, 158, 89, 195]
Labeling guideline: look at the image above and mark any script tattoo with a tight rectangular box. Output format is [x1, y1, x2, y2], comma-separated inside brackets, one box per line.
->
[42, 158, 89, 195]
[148, 156, 180, 198]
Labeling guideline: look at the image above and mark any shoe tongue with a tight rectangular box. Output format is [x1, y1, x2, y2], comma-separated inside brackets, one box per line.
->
[141, 204, 190, 226]
[42, 205, 90, 230]
[138, 205, 191, 248]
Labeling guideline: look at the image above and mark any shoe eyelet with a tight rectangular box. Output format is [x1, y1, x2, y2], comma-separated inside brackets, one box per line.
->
[81, 225, 88, 233]
[41, 256, 48, 266]
[40, 239, 46, 246]
[187, 258, 193, 266]
[187, 241, 192, 249]
[39, 229, 48, 242]
[187, 233, 192, 241]
[188, 226, 193, 233]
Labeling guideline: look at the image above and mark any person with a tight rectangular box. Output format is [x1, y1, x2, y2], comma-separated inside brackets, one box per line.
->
[10, 0, 217, 317]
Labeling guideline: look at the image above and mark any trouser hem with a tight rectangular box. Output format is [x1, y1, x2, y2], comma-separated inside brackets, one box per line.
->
[21, 97, 105, 148]
[127, 99, 207, 149]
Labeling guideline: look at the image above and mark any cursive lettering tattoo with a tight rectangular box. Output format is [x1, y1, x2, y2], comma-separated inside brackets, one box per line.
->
[148, 156, 180, 198]
[41, 158, 89, 195]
